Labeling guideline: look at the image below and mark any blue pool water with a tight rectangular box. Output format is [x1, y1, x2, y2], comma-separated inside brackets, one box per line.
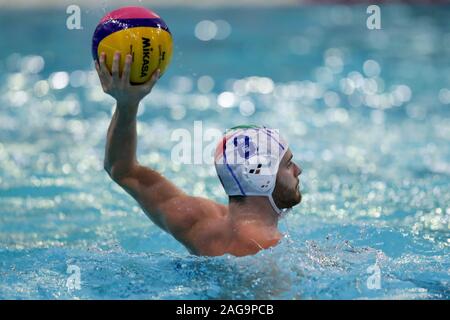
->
[0, 4, 449, 299]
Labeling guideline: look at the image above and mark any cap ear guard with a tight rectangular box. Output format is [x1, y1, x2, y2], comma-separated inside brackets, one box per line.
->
[242, 155, 279, 194]
[243, 166, 273, 193]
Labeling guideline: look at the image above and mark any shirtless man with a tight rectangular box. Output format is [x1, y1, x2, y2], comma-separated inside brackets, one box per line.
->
[96, 51, 303, 257]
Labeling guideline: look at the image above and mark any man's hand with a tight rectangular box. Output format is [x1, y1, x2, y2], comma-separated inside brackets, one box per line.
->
[95, 51, 161, 110]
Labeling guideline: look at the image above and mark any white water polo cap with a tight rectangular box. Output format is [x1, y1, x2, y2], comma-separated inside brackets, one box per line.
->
[214, 125, 289, 216]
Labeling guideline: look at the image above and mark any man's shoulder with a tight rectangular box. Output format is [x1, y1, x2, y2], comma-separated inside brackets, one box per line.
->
[161, 195, 228, 240]
[176, 197, 231, 256]
[187, 197, 229, 235]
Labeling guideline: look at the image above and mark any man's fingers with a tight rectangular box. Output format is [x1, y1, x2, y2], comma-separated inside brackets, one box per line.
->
[95, 61, 101, 76]
[111, 51, 120, 81]
[99, 52, 107, 72]
[98, 52, 111, 79]
[142, 69, 161, 91]
[155, 68, 162, 80]
[95, 53, 113, 92]
[121, 54, 132, 85]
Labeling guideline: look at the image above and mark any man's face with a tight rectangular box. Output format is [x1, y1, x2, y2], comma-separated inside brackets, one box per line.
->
[272, 149, 302, 209]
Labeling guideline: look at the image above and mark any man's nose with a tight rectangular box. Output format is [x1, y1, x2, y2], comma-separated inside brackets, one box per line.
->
[295, 163, 302, 176]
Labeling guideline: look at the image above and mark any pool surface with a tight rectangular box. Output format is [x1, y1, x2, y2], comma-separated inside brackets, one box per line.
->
[0, 4, 449, 299]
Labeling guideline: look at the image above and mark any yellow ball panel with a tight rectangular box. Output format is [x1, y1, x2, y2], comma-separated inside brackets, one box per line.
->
[98, 27, 173, 84]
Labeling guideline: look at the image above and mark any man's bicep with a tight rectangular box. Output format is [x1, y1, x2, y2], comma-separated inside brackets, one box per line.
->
[113, 165, 225, 241]
[116, 165, 187, 228]
[119, 164, 183, 196]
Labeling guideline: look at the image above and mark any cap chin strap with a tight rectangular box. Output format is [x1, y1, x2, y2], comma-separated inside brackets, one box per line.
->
[268, 194, 291, 219]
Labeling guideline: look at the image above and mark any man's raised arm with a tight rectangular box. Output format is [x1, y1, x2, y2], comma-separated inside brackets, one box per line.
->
[95, 51, 205, 234]
[97, 51, 158, 180]
[104, 101, 138, 179]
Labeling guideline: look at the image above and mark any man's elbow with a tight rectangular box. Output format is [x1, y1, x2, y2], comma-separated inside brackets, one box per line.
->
[104, 161, 113, 178]
[104, 161, 121, 182]
[104, 163, 134, 184]
[105, 165, 121, 182]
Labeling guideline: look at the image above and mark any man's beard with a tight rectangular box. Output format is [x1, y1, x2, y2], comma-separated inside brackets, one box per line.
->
[274, 183, 301, 209]
[287, 181, 302, 207]
[288, 187, 301, 208]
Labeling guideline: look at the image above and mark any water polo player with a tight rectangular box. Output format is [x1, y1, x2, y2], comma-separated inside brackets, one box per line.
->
[95, 52, 302, 257]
